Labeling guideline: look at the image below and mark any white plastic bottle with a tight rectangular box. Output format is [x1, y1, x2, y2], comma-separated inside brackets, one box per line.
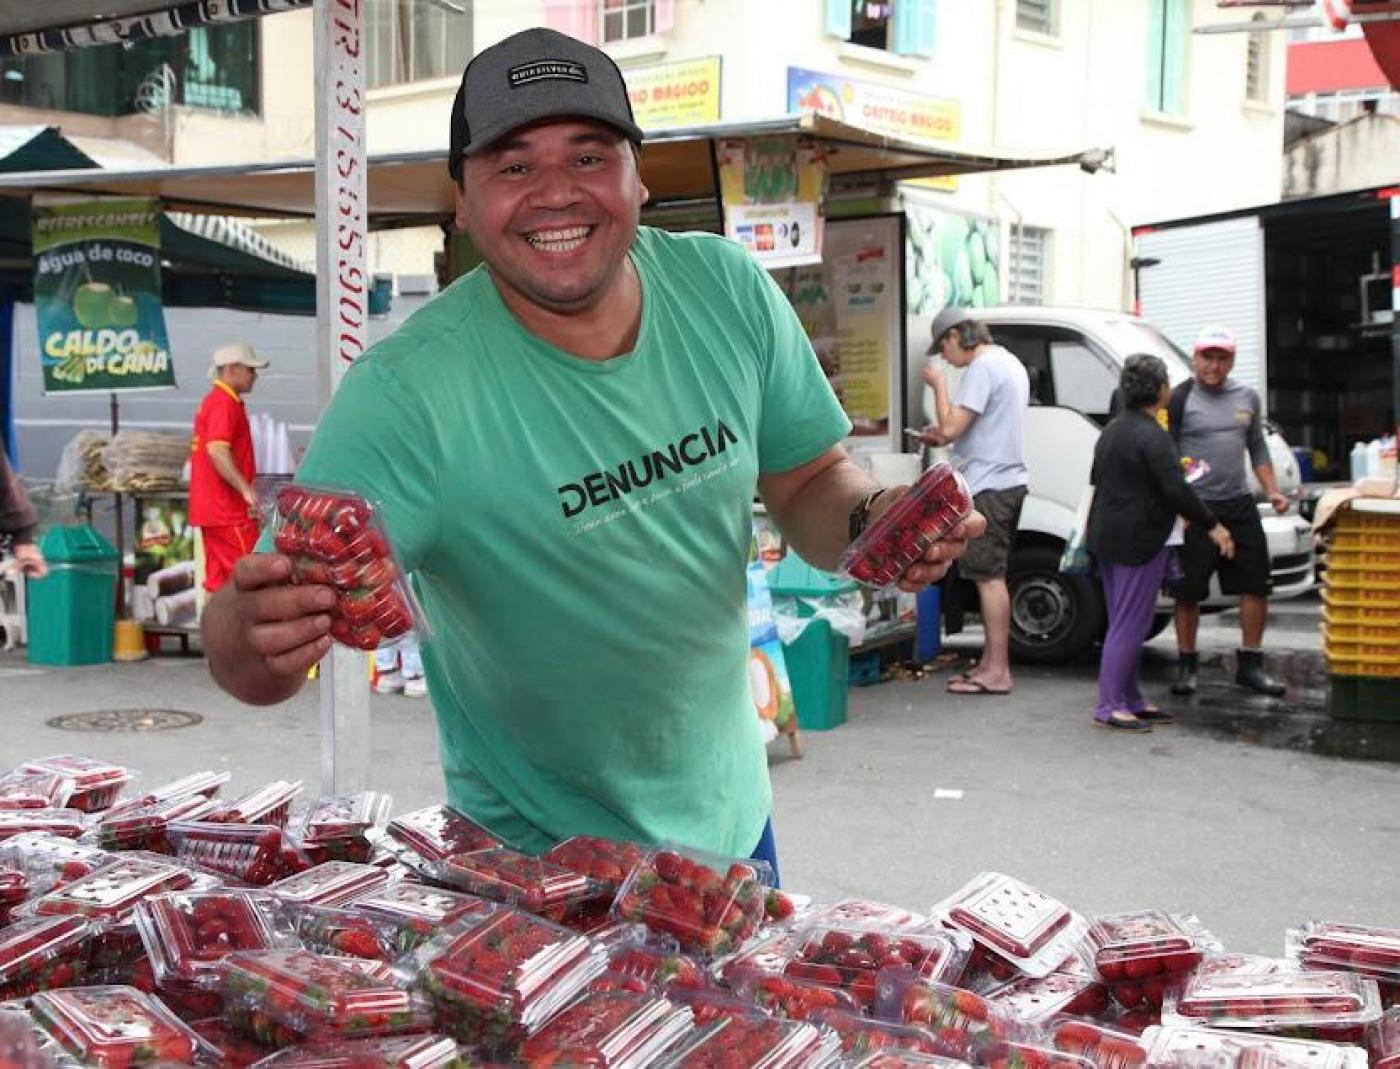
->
[1365, 438, 1383, 480]
[1351, 441, 1369, 481]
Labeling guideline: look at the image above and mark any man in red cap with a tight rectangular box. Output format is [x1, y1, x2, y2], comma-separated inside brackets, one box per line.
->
[190, 341, 267, 597]
[1167, 325, 1291, 697]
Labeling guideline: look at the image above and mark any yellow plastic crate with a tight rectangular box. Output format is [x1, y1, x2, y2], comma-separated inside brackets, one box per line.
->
[1325, 548, 1400, 570]
[1324, 639, 1400, 666]
[1327, 658, 1400, 679]
[1329, 528, 1400, 552]
[1322, 566, 1400, 592]
[1320, 597, 1400, 627]
[1321, 585, 1400, 610]
[1323, 619, 1400, 645]
[1334, 510, 1400, 533]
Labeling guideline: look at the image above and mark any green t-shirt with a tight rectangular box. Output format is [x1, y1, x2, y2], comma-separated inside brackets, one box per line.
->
[287, 226, 850, 855]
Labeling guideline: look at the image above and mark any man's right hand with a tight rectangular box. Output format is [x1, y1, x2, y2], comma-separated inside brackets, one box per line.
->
[205, 553, 336, 702]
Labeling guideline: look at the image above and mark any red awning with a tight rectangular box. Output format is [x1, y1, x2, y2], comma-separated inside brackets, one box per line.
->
[1287, 38, 1390, 94]
[1362, 18, 1400, 87]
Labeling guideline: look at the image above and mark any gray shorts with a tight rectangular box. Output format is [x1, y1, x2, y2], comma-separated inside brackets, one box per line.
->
[962, 485, 1027, 580]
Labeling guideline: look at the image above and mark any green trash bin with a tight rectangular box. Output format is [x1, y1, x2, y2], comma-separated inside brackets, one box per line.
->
[767, 553, 859, 731]
[26, 526, 119, 666]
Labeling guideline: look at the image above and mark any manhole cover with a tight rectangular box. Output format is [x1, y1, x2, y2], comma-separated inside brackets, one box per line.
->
[46, 708, 203, 733]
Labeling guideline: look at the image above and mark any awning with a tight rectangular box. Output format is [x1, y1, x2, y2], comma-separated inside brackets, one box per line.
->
[0, 126, 97, 174]
[0, 113, 1101, 228]
[0, 0, 311, 58]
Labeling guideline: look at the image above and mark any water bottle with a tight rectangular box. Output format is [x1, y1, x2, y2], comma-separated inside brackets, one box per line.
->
[1351, 441, 1369, 481]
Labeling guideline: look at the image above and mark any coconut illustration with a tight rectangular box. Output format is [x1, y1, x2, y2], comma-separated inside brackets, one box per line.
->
[108, 295, 139, 329]
[72, 282, 116, 329]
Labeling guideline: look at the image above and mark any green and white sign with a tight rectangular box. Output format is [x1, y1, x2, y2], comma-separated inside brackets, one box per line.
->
[32, 197, 175, 394]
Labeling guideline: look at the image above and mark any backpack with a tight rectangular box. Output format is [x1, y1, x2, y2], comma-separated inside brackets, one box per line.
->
[1165, 379, 1194, 447]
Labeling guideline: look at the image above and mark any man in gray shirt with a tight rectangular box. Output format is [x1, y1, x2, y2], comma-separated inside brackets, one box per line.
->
[922, 308, 1030, 697]
[1169, 325, 1291, 697]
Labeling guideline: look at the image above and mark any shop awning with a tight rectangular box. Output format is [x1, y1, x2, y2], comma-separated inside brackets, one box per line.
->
[0, 0, 311, 57]
[0, 126, 98, 174]
[0, 113, 1101, 228]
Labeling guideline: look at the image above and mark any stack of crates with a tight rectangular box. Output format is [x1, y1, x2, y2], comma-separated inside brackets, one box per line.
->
[1322, 505, 1400, 720]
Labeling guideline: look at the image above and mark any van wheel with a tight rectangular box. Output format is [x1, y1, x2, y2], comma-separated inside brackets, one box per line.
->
[1007, 546, 1105, 665]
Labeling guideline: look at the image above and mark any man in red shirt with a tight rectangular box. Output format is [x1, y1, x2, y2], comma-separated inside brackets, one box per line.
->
[190, 341, 266, 595]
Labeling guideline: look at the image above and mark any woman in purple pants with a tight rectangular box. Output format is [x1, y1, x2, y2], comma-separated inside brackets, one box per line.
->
[1086, 356, 1235, 731]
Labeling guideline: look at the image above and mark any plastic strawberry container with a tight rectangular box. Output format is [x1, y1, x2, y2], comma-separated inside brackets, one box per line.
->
[133, 890, 281, 990]
[295, 792, 392, 863]
[544, 834, 649, 895]
[934, 872, 1085, 979]
[1161, 970, 1382, 1046]
[20, 756, 130, 813]
[407, 906, 607, 1052]
[1289, 923, 1400, 982]
[988, 972, 1111, 1022]
[813, 897, 928, 932]
[878, 975, 1030, 1063]
[272, 484, 427, 651]
[30, 984, 207, 1066]
[714, 929, 801, 986]
[346, 880, 500, 952]
[517, 989, 695, 1068]
[839, 461, 974, 587]
[189, 1017, 274, 1068]
[286, 902, 403, 961]
[32, 855, 193, 921]
[0, 809, 86, 842]
[653, 1015, 832, 1068]
[1049, 1018, 1149, 1069]
[0, 769, 73, 810]
[266, 861, 388, 908]
[599, 932, 709, 991]
[221, 949, 431, 1046]
[806, 1008, 944, 1059]
[384, 805, 501, 864]
[1377, 1008, 1400, 1069]
[0, 865, 27, 908]
[1087, 913, 1212, 1007]
[0, 914, 92, 998]
[246, 1033, 465, 1067]
[95, 795, 217, 853]
[0, 1003, 67, 1069]
[431, 846, 604, 922]
[167, 821, 307, 885]
[1139, 1026, 1369, 1069]
[736, 971, 861, 1020]
[843, 1054, 972, 1069]
[613, 847, 771, 958]
[208, 780, 304, 828]
[984, 1039, 1099, 1069]
[781, 926, 969, 1012]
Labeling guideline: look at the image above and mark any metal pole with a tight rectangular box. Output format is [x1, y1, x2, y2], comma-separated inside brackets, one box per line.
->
[313, 0, 370, 793]
[110, 392, 125, 619]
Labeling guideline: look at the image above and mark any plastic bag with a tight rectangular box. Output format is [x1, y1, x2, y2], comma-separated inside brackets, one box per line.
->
[54, 431, 110, 492]
[773, 590, 867, 647]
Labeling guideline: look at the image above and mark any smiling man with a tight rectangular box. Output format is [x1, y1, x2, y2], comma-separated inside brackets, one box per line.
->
[201, 28, 983, 875]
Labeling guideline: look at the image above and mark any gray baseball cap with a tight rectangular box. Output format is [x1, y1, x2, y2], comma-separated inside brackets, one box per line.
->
[928, 307, 974, 352]
[448, 27, 644, 177]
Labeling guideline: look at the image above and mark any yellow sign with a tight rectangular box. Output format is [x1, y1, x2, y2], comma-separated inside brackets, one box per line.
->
[787, 67, 960, 191]
[625, 56, 722, 129]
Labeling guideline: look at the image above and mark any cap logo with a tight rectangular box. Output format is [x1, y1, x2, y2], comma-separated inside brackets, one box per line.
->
[508, 60, 588, 87]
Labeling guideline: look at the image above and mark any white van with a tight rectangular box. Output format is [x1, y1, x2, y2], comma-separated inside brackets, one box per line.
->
[924, 306, 1314, 665]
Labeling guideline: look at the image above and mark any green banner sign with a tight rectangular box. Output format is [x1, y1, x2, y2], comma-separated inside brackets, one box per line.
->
[32, 197, 175, 394]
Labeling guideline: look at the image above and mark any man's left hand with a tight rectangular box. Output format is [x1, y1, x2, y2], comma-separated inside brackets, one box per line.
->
[12, 543, 47, 580]
[918, 424, 949, 447]
[1268, 491, 1290, 514]
[866, 489, 987, 592]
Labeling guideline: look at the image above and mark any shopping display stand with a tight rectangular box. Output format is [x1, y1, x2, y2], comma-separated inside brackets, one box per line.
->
[1321, 496, 1400, 721]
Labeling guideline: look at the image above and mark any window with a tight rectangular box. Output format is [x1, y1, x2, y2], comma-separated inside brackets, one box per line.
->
[0, 21, 259, 117]
[1007, 225, 1051, 305]
[603, 0, 655, 42]
[1049, 339, 1119, 421]
[366, 0, 472, 89]
[826, 0, 936, 57]
[1145, 0, 1190, 115]
[1245, 12, 1270, 102]
[1016, 0, 1057, 37]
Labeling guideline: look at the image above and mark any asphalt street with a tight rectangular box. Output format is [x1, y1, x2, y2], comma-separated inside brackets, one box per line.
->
[1, 595, 1394, 957]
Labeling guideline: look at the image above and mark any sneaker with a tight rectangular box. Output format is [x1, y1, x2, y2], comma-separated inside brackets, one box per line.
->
[373, 670, 404, 695]
[403, 675, 428, 699]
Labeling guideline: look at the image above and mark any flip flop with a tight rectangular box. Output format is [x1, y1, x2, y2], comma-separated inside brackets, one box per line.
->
[946, 678, 1013, 696]
[1133, 706, 1176, 723]
[1095, 711, 1151, 731]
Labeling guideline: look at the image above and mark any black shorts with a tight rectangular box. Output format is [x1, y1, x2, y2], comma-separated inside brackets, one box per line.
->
[1176, 494, 1271, 602]
[962, 485, 1026, 581]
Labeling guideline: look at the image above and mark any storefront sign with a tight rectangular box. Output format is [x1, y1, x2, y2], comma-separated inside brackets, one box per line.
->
[625, 56, 721, 129]
[787, 66, 960, 191]
[717, 135, 828, 269]
[31, 197, 175, 394]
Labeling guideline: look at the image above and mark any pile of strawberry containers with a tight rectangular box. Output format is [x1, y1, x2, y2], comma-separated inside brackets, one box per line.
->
[0, 753, 1392, 1069]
